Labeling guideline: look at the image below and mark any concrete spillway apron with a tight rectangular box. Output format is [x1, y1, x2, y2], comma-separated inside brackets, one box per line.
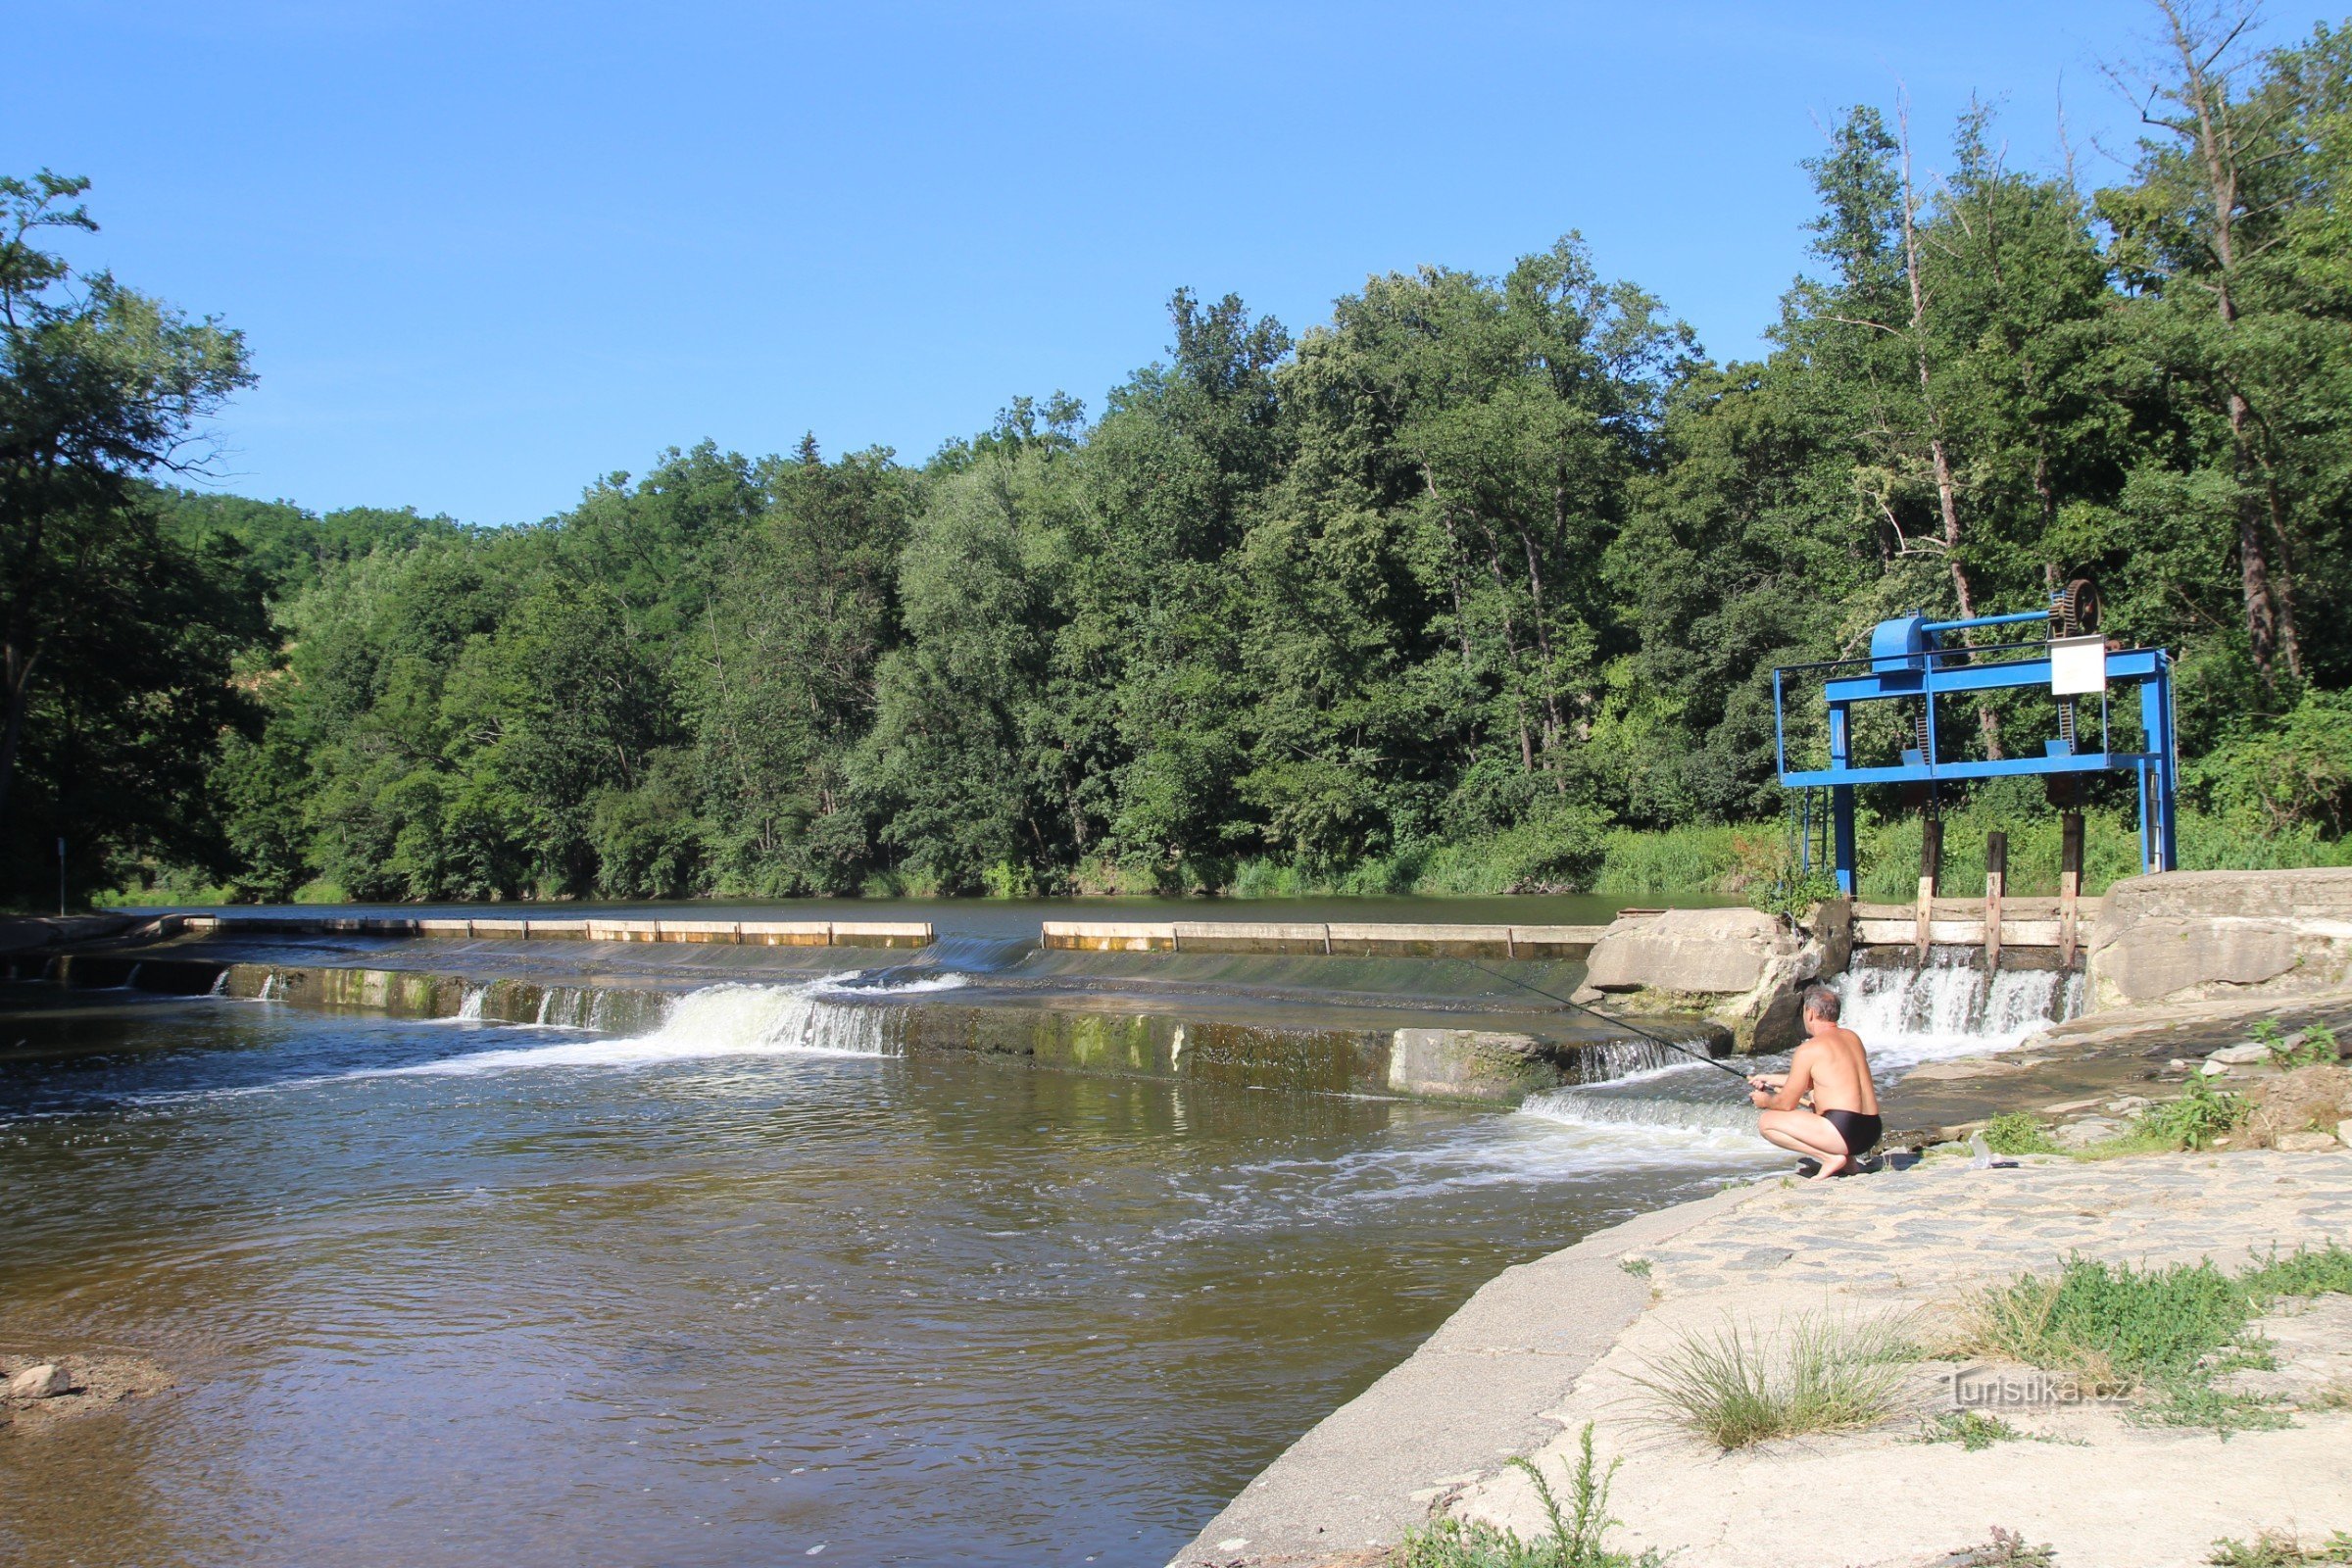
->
[1170, 1181, 1764, 1567]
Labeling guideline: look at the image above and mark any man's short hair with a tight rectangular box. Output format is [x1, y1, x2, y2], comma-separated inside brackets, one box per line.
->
[1801, 984, 1842, 1021]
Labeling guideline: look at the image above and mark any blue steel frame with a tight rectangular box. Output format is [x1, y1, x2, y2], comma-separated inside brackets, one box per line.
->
[1772, 623, 2179, 897]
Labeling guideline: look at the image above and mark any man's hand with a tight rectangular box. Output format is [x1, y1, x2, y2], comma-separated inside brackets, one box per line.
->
[1748, 1072, 1786, 1109]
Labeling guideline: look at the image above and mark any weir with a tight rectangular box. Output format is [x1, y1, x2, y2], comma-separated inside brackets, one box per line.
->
[5, 915, 1732, 1107]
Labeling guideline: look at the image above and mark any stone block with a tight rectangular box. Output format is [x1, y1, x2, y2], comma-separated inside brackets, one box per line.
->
[2088, 867, 2352, 1008]
[1584, 906, 1799, 995]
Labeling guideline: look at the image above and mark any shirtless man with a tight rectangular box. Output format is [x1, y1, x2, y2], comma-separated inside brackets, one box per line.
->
[1748, 984, 1882, 1180]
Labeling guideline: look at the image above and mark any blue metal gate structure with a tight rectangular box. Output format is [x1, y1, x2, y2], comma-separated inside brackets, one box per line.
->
[1772, 592, 2179, 898]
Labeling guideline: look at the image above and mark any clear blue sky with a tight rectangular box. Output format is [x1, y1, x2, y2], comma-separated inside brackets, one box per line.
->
[9, 1, 2342, 524]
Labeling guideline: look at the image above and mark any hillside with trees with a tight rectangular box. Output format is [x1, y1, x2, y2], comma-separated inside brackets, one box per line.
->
[6, 8, 2349, 906]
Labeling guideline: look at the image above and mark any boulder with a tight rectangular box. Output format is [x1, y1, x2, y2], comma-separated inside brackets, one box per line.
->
[1584, 901, 1851, 1054]
[1584, 906, 1801, 994]
[2277, 1130, 2344, 1152]
[2208, 1042, 2272, 1065]
[7, 1363, 67, 1399]
[2086, 867, 2352, 1010]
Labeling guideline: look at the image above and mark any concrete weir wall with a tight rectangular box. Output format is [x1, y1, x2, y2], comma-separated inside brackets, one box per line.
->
[150, 913, 934, 949]
[6, 947, 1721, 1106]
[1040, 921, 1611, 958]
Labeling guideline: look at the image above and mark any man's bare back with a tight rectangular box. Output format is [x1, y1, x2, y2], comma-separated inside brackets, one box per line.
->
[1749, 984, 1883, 1179]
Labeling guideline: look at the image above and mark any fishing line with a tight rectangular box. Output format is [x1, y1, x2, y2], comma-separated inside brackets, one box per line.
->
[1460, 958, 1760, 1088]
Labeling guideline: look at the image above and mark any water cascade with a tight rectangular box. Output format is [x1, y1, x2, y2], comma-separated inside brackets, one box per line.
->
[1833, 949, 2084, 1069]
[455, 986, 486, 1021]
[373, 982, 900, 1079]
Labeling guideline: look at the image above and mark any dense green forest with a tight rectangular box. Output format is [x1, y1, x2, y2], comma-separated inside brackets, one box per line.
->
[6, 8, 2351, 907]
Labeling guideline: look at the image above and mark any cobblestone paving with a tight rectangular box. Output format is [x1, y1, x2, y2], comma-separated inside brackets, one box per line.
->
[1628, 1150, 2352, 1298]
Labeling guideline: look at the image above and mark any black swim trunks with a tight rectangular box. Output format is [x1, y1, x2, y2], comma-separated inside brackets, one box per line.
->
[1820, 1108, 1883, 1157]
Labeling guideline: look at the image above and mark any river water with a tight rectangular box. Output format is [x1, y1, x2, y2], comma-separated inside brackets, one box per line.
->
[0, 902, 2071, 1568]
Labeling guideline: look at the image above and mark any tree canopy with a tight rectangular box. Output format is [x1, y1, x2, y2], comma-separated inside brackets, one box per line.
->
[8, 5, 2350, 906]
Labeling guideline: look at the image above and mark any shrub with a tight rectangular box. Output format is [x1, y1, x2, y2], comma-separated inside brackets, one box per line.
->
[1962, 1256, 2251, 1392]
[1395, 1424, 1661, 1568]
[2135, 1074, 2251, 1151]
[1631, 1311, 1912, 1449]
[1983, 1113, 2060, 1155]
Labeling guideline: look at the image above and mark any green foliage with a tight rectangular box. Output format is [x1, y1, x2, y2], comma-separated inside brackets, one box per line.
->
[1750, 866, 1839, 921]
[1982, 1112, 2060, 1155]
[1966, 1256, 2251, 1391]
[2210, 1530, 2352, 1566]
[27, 9, 2352, 904]
[1947, 1529, 2057, 1568]
[1630, 1311, 1912, 1449]
[2136, 1075, 2252, 1152]
[1963, 1248, 2352, 1433]
[1916, 1409, 2027, 1450]
[2263, 1019, 2341, 1069]
[1395, 1425, 1660, 1568]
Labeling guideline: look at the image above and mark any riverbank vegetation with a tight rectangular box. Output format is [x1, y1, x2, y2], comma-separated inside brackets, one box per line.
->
[7, 5, 2352, 907]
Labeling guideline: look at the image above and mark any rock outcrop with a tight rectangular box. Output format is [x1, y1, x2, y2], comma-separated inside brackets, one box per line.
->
[2087, 867, 2352, 1010]
[1584, 902, 1850, 1051]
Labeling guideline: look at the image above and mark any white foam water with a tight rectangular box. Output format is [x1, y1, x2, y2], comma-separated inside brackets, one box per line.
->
[1834, 951, 2084, 1072]
[365, 981, 899, 1079]
[455, 987, 486, 1022]
[1515, 1085, 1770, 1155]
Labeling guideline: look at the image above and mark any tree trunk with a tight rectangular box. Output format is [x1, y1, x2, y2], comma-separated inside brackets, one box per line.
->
[0, 639, 35, 838]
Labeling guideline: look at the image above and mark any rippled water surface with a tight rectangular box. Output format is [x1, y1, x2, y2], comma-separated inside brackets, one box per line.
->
[0, 986, 1772, 1568]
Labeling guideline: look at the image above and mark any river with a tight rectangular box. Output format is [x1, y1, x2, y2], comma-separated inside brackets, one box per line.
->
[0, 898, 2070, 1567]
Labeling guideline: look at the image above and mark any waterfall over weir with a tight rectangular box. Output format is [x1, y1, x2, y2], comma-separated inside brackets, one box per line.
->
[1834, 948, 2084, 1068]
[1516, 948, 2085, 1146]
[373, 982, 900, 1079]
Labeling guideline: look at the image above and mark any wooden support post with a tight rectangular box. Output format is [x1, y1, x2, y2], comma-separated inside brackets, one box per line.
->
[1915, 817, 1942, 964]
[2058, 812, 2084, 969]
[1984, 830, 2008, 973]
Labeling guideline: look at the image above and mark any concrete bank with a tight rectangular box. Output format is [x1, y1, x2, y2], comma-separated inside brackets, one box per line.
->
[1178, 1151, 2352, 1568]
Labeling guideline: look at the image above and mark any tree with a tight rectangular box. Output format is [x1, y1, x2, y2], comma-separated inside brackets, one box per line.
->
[0, 172, 252, 848]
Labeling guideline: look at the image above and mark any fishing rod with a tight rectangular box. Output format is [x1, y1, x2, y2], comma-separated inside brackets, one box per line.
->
[1461, 958, 1761, 1089]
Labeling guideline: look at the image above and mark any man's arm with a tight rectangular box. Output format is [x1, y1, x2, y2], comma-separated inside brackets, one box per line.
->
[1752, 1048, 1814, 1111]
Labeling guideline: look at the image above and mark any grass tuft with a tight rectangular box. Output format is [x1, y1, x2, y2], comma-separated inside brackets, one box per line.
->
[1983, 1112, 2061, 1155]
[1395, 1424, 1660, 1568]
[1632, 1311, 1912, 1449]
[1947, 1527, 2058, 1567]
[2210, 1530, 2352, 1566]
[1917, 1409, 2028, 1449]
[1957, 1248, 2352, 1432]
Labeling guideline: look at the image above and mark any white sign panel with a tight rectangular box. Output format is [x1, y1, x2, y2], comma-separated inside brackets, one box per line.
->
[2049, 634, 2107, 696]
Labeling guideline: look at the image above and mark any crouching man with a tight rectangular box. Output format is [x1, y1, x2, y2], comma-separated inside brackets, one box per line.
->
[1749, 984, 1882, 1180]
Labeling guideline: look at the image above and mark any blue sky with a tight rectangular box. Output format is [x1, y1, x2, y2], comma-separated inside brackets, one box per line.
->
[9, 1, 2342, 524]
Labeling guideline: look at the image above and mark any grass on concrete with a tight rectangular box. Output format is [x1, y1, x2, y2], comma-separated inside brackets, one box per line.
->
[2209, 1530, 2352, 1566]
[1915, 1409, 2030, 1449]
[1945, 1528, 2058, 1568]
[1632, 1311, 1913, 1450]
[1394, 1424, 1661, 1568]
[1982, 1112, 2061, 1155]
[1958, 1248, 2352, 1432]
